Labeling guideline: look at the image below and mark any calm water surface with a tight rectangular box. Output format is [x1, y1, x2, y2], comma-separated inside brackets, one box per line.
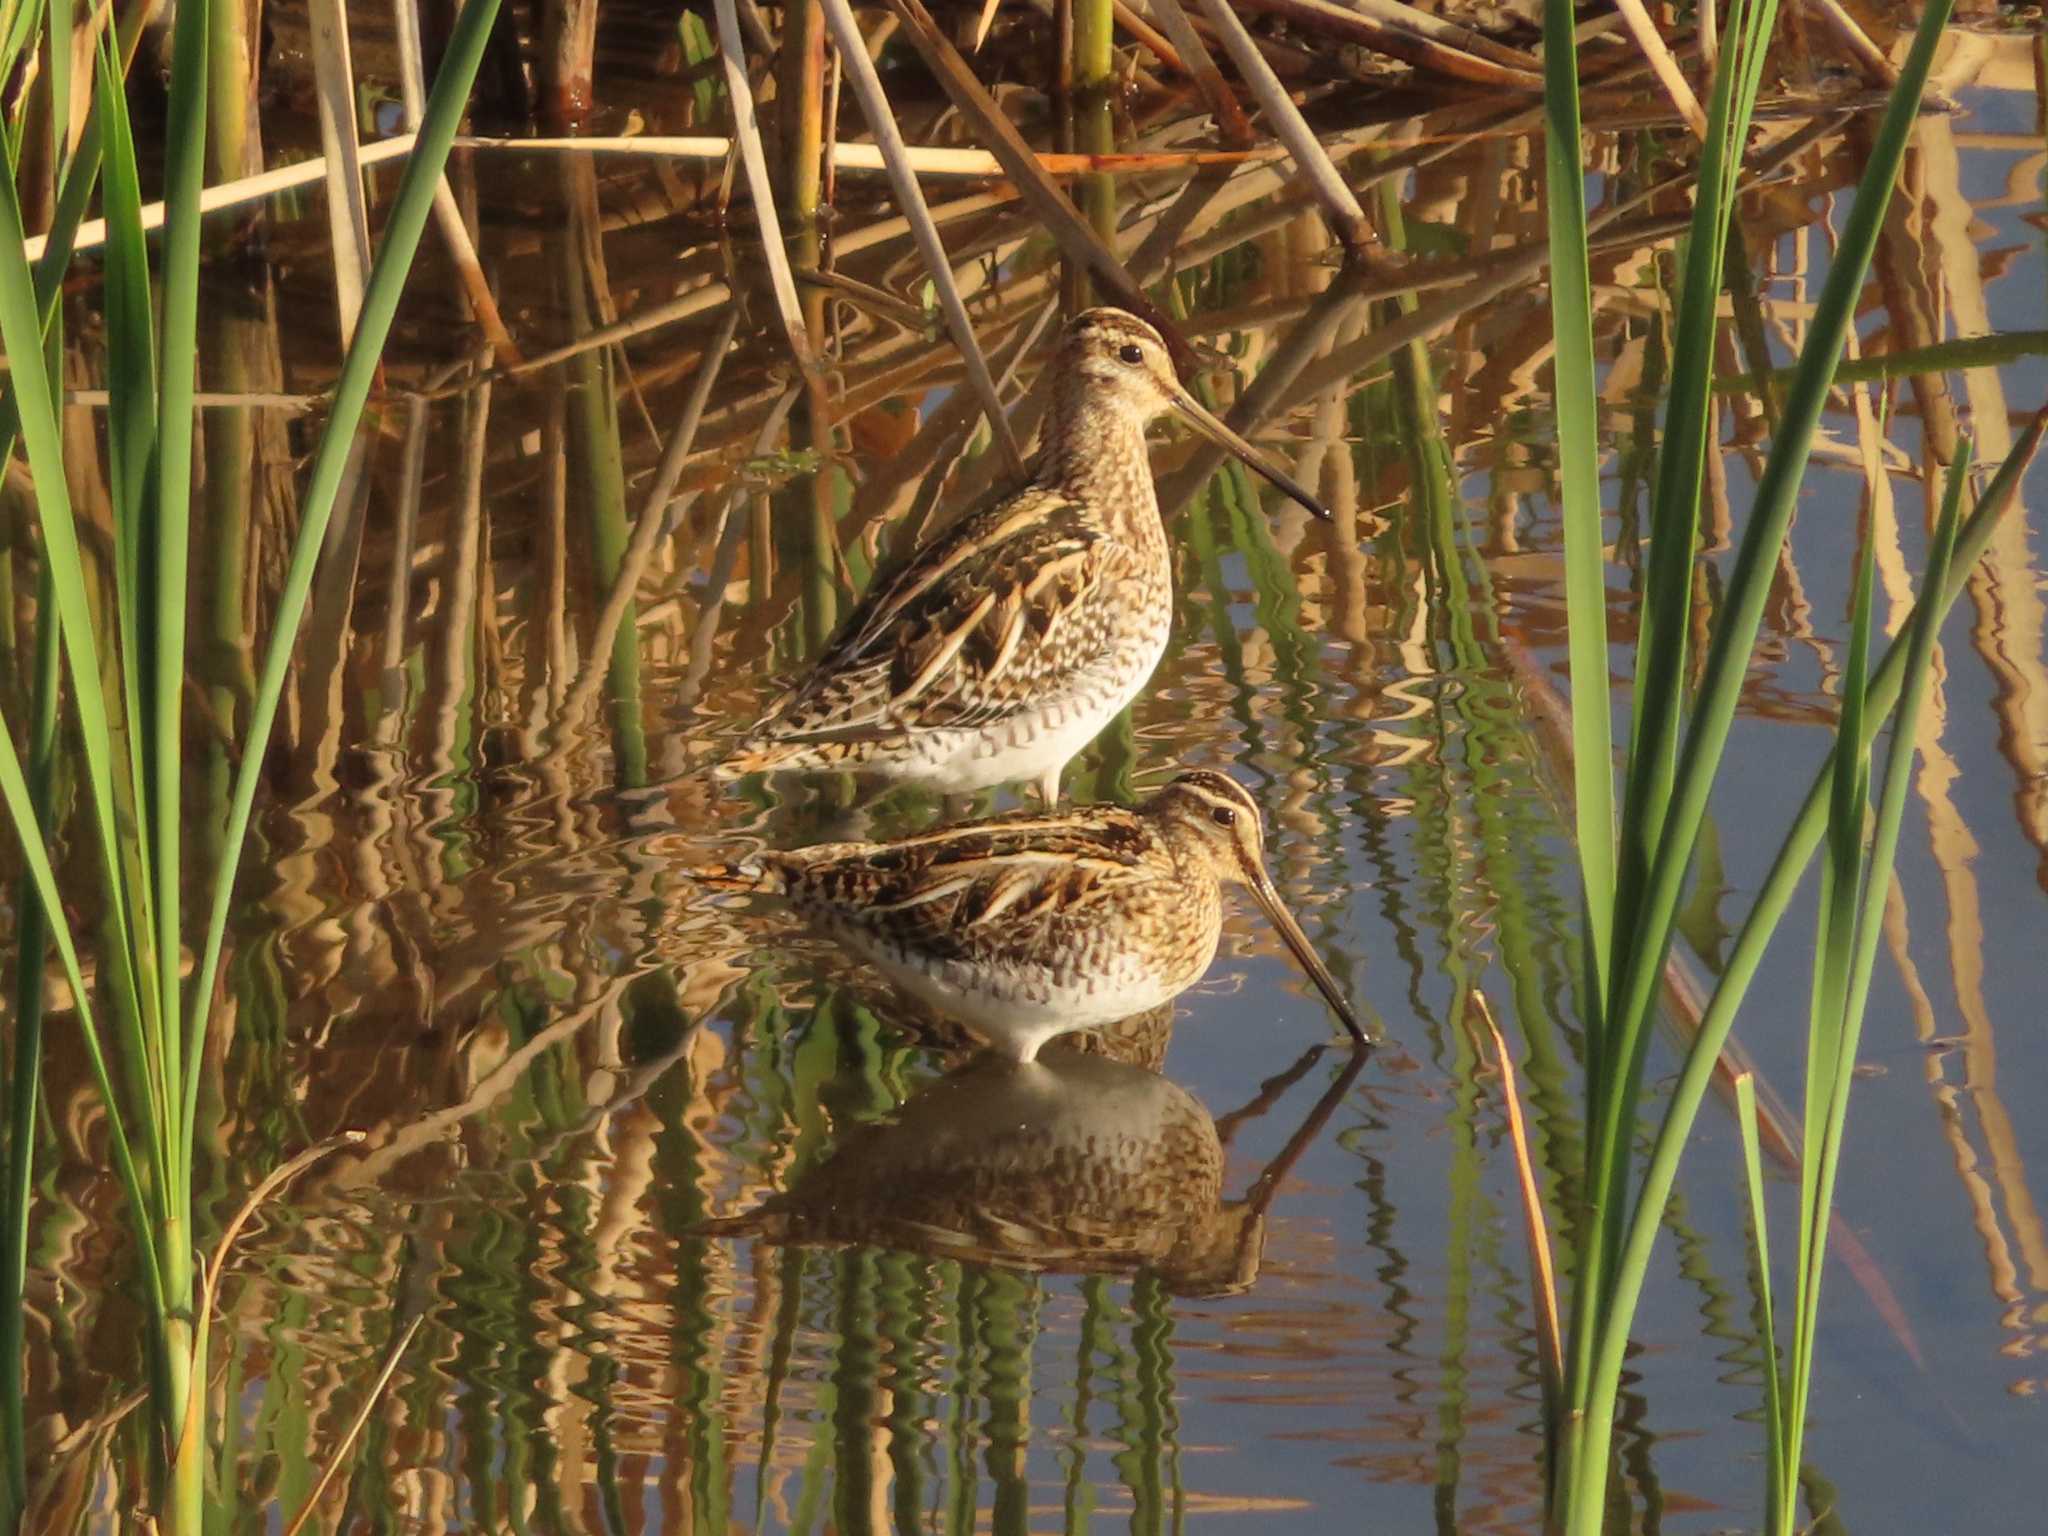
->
[19, 18, 2048, 1532]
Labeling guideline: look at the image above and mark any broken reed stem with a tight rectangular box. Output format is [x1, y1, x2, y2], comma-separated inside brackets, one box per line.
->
[819, 0, 1024, 471]
[711, 0, 816, 371]
[1605, 0, 1707, 138]
[305, 0, 373, 340]
[1136, 0, 1255, 145]
[390, 0, 523, 365]
[1186, 0, 1372, 250]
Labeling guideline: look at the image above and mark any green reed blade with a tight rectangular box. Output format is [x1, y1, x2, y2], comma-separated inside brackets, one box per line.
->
[1568, 403, 2032, 1534]
[42, 0, 64, 187]
[0, 0, 45, 93]
[1609, 0, 1952, 1132]
[1618, 0, 1777, 955]
[0, 40, 156, 1139]
[0, 88, 105, 467]
[1556, 0, 1783, 1439]
[151, 0, 210, 1172]
[183, 0, 506, 1150]
[0, 566, 57, 1520]
[1789, 446, 1965, 1532]
[1602, 0, 1775, 1176]
[95, 29, 160, 1016]
[1838, 448, 1962, 1113]
[1561, 0, 1956, 1524]
[1732, 1074, 1785, 1527]
[1539, 0, 1613, 1008]
[1783, 530, 1876, 1522]
[1796, 544, 1872, 1305]
[0, 626, 157, 1309]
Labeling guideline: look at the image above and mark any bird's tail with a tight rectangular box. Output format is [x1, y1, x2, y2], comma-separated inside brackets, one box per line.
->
[712, 734, 846, 782]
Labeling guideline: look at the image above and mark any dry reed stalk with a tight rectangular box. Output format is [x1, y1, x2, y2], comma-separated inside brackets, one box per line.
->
[1186, 0, 1372, 249]
[819, 0, 1024, 471]
[390, 0, 523, 366]
[305, 0, 372, 339]
[489, 135, 1278, 173]
[280, 1314, 426, 1536]
[877, 0, 1180, 351]
[1476, 995, 1563, 1411]
[1231, 0, 1544, 88]
[1603, 0, 1708, 138]
[1808, 0, 1900, 85]
[377, 397, 429, 709]
[172, 1135, 369, 1475]
[712, 0, 817, 372]
[794, 267, 932, 329]
[29, 134, 1286, 264]
[1131, 0, 1256, 144]
[973, 0, 1003, 48]
[1105, 0, 1185, 73]
[557, 309, 740, 732]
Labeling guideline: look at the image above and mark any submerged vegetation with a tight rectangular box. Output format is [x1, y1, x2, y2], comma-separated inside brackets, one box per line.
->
[0, 0, 2042, 1528]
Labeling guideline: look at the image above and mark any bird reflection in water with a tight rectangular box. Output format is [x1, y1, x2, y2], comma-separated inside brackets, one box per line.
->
[700, 1021, 1365, 1299]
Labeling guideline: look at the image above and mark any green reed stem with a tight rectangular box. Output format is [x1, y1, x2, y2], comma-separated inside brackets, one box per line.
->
[0, 0, 501, 1521]
[185, 0, 506, 1148]
[1551, 0, 1956, 1525]
[1733, 1074, 1784, 1521]
[0, 566, 57, 1523]
[1538, 0, 1612, 1019]
[1072, 0, 1114, 92]
[152, 0, 208, 1204]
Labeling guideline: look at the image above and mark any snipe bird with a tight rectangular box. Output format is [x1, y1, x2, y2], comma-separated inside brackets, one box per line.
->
[694, 769, 1364, 1062]
[718, 308, 1328, 803]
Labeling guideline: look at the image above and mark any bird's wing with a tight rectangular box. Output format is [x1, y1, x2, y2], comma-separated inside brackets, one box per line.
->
[781, 812, 1155, 960]
[752, 492, 1138, 741]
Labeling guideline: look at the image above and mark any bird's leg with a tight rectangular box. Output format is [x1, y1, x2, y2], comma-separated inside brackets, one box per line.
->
[1035, 765, 1063, 807]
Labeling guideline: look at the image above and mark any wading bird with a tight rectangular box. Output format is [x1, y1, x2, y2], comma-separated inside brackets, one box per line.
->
[695, 769, 1365, 1062]
[719, 309, 1327, 803]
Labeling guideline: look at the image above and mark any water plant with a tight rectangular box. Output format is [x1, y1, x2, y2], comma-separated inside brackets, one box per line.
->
[0, 0, 503, 1526]
[1536, 0, 2010, 1527]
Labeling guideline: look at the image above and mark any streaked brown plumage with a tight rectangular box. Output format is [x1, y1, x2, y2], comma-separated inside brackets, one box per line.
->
[717, 308, 1328, 803]
[694, 769, 1364, 1062]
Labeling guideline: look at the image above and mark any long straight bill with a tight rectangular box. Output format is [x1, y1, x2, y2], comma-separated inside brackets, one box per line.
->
[1167, 381, 1331, 520]
[1244, 867, 1367, 1043]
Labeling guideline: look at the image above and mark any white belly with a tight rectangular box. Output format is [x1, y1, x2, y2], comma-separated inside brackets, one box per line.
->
[862, 940, 1197, 1063]
[888, 623, 1169, 797]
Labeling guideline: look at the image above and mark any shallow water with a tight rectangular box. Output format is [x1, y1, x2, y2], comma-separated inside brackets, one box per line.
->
[17, 16, 2048, 1533]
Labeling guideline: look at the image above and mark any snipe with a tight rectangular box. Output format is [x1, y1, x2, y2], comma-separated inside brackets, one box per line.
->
[694, 769, 1364, 1062]
[717, 308, 1327, 803]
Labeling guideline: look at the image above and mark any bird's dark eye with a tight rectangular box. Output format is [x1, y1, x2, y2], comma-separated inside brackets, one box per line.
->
[1118, 343, 1144, 365]
[1210, 804, 1237, 828]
